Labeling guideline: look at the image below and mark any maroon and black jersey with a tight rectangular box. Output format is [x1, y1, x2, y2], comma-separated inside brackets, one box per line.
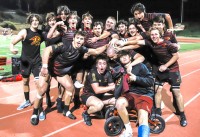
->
[62, 27, 77, 43]
[145, 40, 179, 72]
[163, 31, 177, 43]
[49, 39, 88, 76]
[21, 28, 44, 62]
[137, 13, 165, 32]
[83, 68, 114, 97]
[106, 29, 118, 38]
[119, 32, 129, 39]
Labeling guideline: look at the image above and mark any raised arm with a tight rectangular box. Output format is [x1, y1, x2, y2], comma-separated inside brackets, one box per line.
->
[165, 13, 173, 29]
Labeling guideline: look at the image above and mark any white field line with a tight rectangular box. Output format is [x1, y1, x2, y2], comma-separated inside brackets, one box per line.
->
[0, 85, 57, 100]
[43, 120, 84, 137]
[179, 58, 200, 66]
[165, 92, 200, 122]
[43, 91, 200, 137]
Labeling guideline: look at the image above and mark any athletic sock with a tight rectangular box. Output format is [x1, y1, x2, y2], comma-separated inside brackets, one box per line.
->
[24, 92, 29, 101]
[64, 105, 69, 112]
[124, 122, 132, 132]
[180, 112, 186, 118]
[138, 125, 150, 137]
[33, 108, 39, 115]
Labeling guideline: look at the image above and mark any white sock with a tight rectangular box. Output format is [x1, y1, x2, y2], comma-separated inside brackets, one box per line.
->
[124, 122, 132, 132]
[66, 111, 71, 116]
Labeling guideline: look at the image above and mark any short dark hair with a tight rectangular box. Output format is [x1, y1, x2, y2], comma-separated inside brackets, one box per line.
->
[82, 12, 93, 20]
[74, 30, 86, 38]
[118, 50, 131, 58]
[93, 21, 104, 29]
[45, 12, 56, 22]
[149, 27, 162, 36]
[95, 54, 109, 64]
[57, 5, 70, 15]
[117, 19, 128, 27]
[26, 14, 43, 24]
[153, 15, 165, 24]
[67, 11, 80, 22]
[130, 3, 146, 14]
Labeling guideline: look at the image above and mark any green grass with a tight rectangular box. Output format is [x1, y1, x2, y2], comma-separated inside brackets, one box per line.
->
[0, 35, 45, 76]
[179, 43, 200, 52]
[0, 36, 200, 76]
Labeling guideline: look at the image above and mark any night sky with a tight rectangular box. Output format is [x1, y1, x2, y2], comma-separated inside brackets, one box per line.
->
[0, 0, 199, 22]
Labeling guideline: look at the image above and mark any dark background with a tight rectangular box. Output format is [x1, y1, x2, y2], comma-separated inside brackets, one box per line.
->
[0, 0, 199, 23]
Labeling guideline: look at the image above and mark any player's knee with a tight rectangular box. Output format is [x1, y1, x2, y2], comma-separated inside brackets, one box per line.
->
[116, 98, 126, 110]
[96, 101, 104, 111]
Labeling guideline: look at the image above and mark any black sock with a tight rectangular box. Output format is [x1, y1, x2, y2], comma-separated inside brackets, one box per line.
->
[24, 92, 29, 101]
[180, 112, 185, 118]
[33, 108, 39, 115]
[156, 108, 162, 115]
[64, 105, 69, 112]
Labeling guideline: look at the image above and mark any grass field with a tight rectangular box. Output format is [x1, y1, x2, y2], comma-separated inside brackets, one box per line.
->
[0, 35, 200, 76]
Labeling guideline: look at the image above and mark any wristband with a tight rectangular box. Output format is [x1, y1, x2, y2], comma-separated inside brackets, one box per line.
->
[42, 64, 48, 68]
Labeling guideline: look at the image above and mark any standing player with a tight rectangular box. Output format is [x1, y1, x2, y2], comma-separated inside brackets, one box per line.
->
[10, 14, 44, 110]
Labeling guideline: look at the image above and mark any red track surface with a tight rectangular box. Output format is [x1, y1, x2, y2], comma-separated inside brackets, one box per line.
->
[0, 38, 200, 137]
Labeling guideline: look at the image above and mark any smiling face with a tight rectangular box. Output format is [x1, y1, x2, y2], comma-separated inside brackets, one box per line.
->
[96, 59, 107, 74]
[128, 24, 137, 36]
[118, 23, 127, 35]
[150, 29, 161, 44]
[93, 24, 103, 36]
[30, 17, 40, 29]
[48, 17, 56, 27]
[119, 54, 131, 65]
[60, 11, 68, 21]
[153, 22, 165, 33]
[105, 17, 116, 30]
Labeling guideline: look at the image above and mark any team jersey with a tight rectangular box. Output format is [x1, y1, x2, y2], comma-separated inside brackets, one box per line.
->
[136, 13, 165, 32]
[145, 40, 179, 71]
[83, 68, 114, 96]
[49, 39, 88, 76]
[163, 31, 178, 43]
[62, 27, 77, 43]
[21, 28, 43, 62]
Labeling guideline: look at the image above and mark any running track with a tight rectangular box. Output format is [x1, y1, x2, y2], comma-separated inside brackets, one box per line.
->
[0, 40, 200, 137]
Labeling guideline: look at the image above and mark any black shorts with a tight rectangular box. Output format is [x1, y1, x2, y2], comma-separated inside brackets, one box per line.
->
[81, 92, 104, 105]
[155, 71, 182, 87]
[20, 59, 41, 78]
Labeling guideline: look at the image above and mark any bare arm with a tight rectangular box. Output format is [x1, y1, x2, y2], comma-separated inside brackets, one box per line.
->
[47, 21, 65, 39]
[86, 45, 107, 56]
[91, 83, 115, 94]
[88, 30, 111, 44]
[165, 13, 173, 29]
[9, 29, 26, 54]
[126, 53, 145, 74]
[159, 52, 179, 72]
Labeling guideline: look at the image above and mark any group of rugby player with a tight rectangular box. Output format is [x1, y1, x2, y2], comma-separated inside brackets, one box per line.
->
[9, 2, 187, 137]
